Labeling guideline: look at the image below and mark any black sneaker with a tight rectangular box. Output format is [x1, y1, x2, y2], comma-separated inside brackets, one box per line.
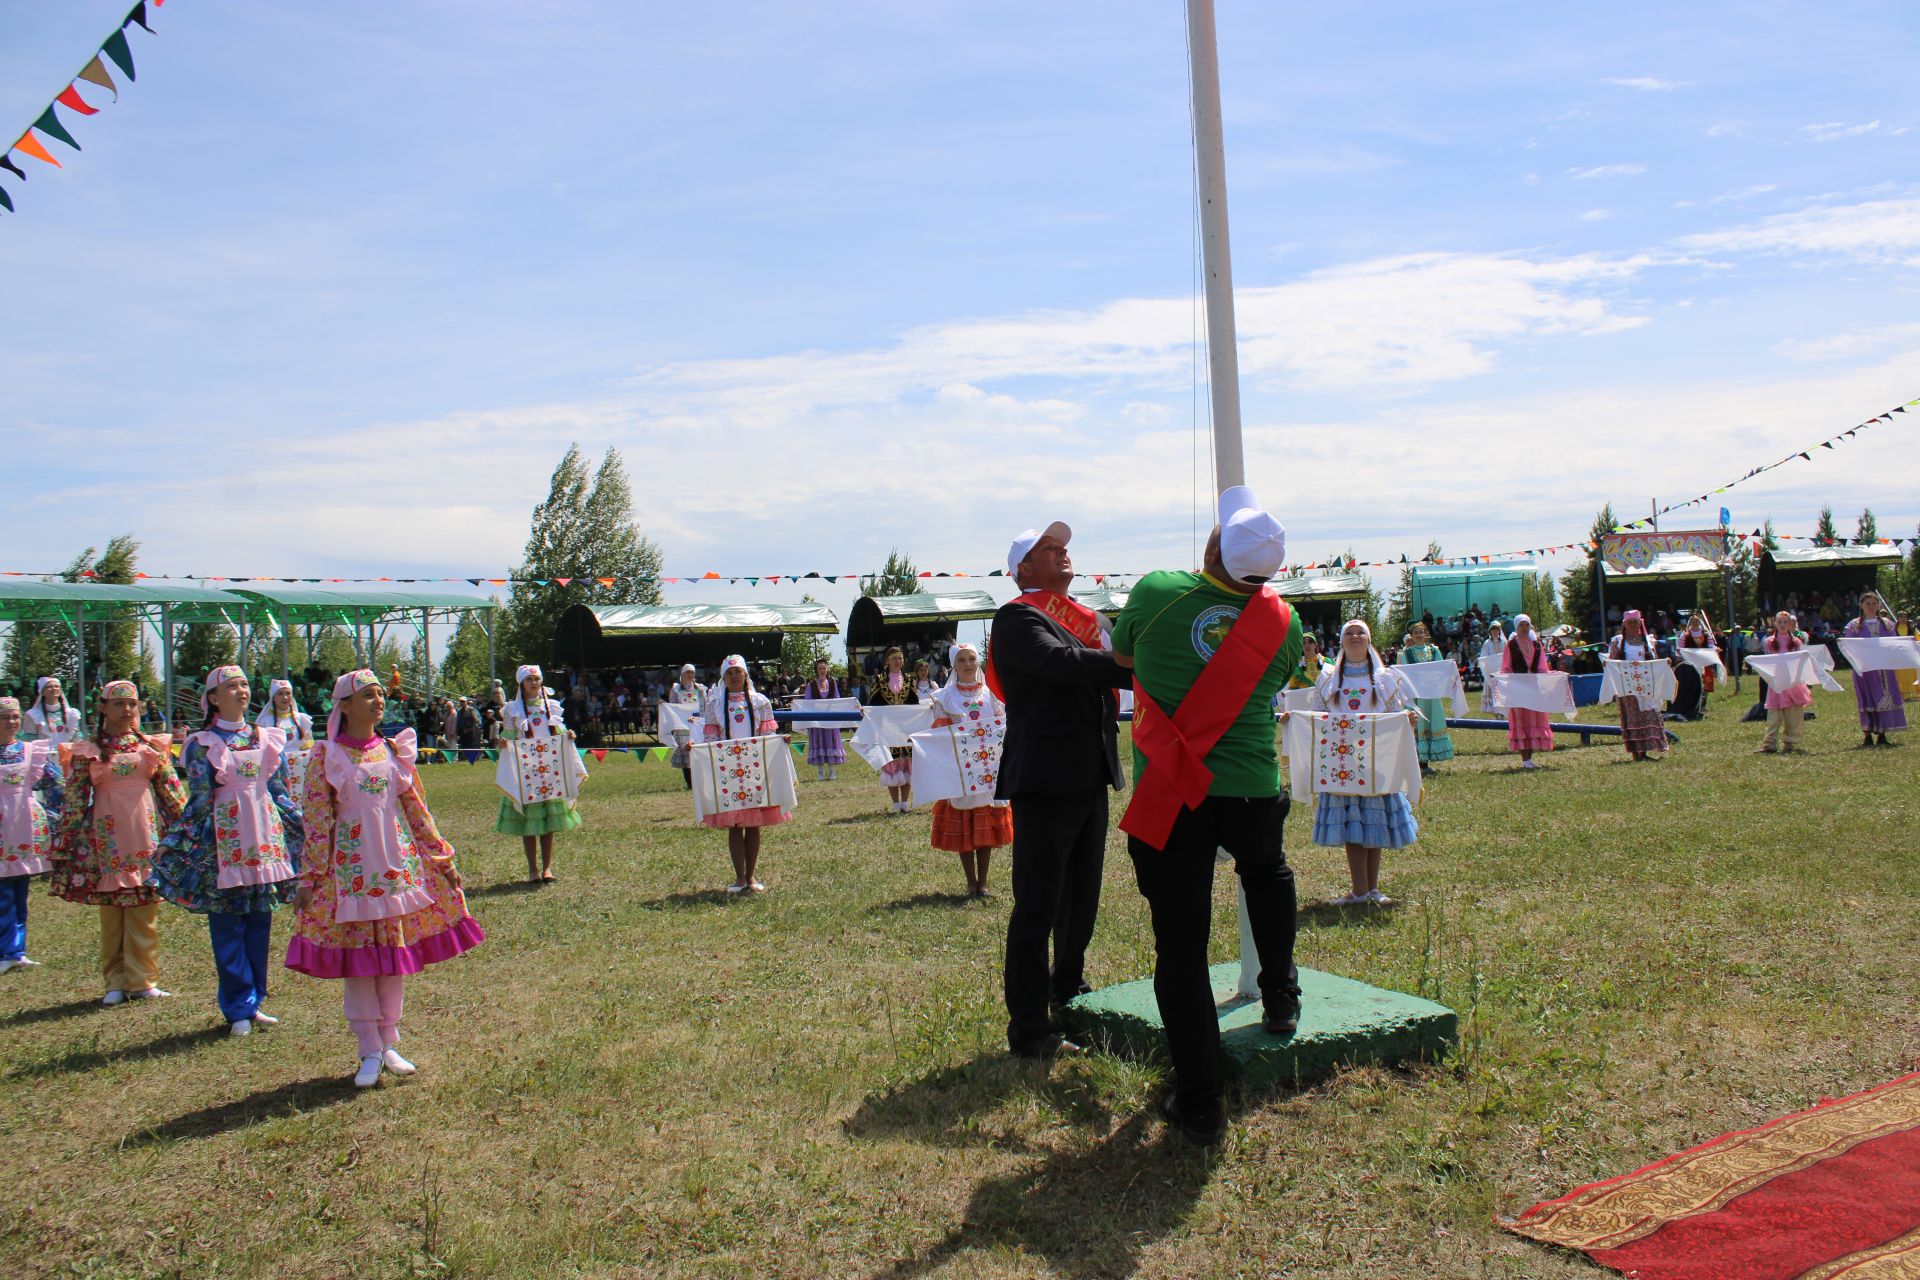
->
[1012, 1032, 1083, 1061]
[1160, 1093, 1225, 1146]
[1263, 996, 1300, 1036]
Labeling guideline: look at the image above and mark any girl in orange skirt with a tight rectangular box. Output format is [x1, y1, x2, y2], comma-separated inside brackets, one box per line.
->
[926, 643, 1013, 898]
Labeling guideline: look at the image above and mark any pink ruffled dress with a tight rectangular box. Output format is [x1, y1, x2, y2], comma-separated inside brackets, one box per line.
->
[284, 730, 483, 979]
[700, 693, 792, 829]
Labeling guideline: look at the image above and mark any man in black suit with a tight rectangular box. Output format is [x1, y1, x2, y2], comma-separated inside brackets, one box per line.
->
[988, 521, 1128, 1059]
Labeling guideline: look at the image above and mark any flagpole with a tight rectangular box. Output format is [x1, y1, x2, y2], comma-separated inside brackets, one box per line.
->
[1186, 0, 1267, 999]
[1187, 0, 1245, 492]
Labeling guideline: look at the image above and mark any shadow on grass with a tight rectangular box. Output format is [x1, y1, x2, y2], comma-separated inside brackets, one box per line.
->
[467, 880, 545, 899]
[845, 1054, 1113, 1154]
[864, 1109, 1209, 1280]
[0, 997, 111, 1030]
[1296, 901, 1397, 929]
[120, 1075, 363, 1147]
[636, 889, 736, 910]
[8, 1025, 227, 1081]
[872, 891, 976, 913]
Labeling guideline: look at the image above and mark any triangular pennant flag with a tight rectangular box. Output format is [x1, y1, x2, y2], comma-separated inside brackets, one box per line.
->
[13, 133, 61, 168]
[746, 577, 758, 586]
[31, 107, 82, 153]
[467, 578, 483, 586]
[596, 576, 615, 586]
[101, 30, 138, 82]
[77, 56, 118, 101]
[0, 187, 11, 213]
[1820, 442, 1834, 449]
[126, 2, 154, 34]
[590, 749, 608, 762]
[1798, 452, 1810, 460]
[553, 577, 572, 586]
[0, 154, 23, 180]
[824, 576, 836, 583]
[55, 86, 100, 117]
[484, 749, 498, 762]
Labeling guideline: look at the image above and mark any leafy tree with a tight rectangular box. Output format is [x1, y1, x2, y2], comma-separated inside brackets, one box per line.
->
[861, 549, 920, 598]
[76, 535, 141, 683]
[1855, 508, 1878, 545]
[175, 624, 238, 718]
[1559, 503, 1617, 630]
[1710, 533, 1758, 630]
[1382, 542, 1440, 644]
[779, 594, 831, 675]
[313, 627, 358, 674]
[2, 622, 62, 699]
[1814, 505, 1839, 546]
[1520, 570, 1561, 629]
[501, 444, 665, 669]
[437, 603, 499, 697]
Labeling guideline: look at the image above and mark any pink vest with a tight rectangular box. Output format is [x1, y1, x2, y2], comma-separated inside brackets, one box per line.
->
[188, 726, 297, 890]
[70, 736, 171, 891]
[321, 731, 436, 922]
[0, 741, 53, 877]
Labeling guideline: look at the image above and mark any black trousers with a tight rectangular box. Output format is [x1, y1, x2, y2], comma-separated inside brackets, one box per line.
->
[1128, 794, 1298, 1111]
[1004, 788, 1109, 1050]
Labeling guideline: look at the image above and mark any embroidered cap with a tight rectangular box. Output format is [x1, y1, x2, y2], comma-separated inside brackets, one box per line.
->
[200, 665, 248, 719]
[516, 664, 542, 687]
[1007, 521, 1072, 579]
[99, 680, 139, 701]
[0, 696, 19, 714]
[35, 676, 63, 704]
[327, 669, 383, 742]
[1217, 485, 1287, 584]
[948, 641, 979, 671]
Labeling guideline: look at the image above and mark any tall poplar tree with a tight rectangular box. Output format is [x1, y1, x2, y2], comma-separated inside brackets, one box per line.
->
[501, 444, 665, 668]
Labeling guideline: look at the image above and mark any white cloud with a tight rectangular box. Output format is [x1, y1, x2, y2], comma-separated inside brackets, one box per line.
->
[1705, 121, 1744, 139]
[1603, 77, 1689, 92]
[1708, 183, 1777, 204]
[1803, 120, 1881, 142]
[1578, 208, 1614, 221]
[1567, 163, 1648, 179]
[1676, 197, 1920, 265]
[1772, 321, 1920, 363]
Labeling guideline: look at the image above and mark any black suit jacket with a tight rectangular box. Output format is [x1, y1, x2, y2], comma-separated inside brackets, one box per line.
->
[990, 599, 1128, 798]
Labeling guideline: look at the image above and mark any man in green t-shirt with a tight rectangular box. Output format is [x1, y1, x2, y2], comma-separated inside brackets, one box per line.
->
[1110, 485, 1303, 1146]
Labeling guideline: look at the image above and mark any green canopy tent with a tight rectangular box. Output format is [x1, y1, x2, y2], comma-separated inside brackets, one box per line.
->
[1600, 552, 1724, 622]
[844, 591, 999, 667]
[0, 581, 253, 716]
[1071, 586, 1132, 616]
[553, 601, 841, 670]
[229, 586, 502, 707]
[1408, 563, 1534, 624]
[1274, 571, 1369, 636]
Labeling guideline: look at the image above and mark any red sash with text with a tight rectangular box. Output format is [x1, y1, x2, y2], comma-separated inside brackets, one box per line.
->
[984, 591, 1105, 704]
[1120, 587, 1291, 851]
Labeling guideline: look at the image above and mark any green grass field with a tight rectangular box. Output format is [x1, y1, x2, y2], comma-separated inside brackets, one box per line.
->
[3, 687, 1915, 1279]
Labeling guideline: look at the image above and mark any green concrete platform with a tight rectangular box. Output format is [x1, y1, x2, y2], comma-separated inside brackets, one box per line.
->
[1058, 964, 1457, 1089]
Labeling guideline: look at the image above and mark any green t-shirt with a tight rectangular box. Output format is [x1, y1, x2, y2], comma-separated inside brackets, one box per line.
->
[1110, 569, 1304, 798]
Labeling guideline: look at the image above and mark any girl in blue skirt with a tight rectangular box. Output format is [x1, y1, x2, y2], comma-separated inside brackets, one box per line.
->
[1311, 620, 1418, 907]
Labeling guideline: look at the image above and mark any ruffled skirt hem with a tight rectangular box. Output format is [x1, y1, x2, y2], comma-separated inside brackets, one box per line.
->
[284, 915, 484, 979]
[1311, 793, 1418, 849]
[701, 806, 791, 829]
[929, 801, 1014, 851]
[494, 797, 583, 836]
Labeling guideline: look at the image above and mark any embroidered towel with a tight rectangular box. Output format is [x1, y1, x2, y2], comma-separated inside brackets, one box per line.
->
[690, 735, 798, 821]
[496, 733, 589, 813]
[1599, 659, 1679, 712]
[1285, 710, 1421, 803]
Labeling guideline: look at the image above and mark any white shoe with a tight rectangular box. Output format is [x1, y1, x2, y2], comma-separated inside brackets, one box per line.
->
[13, 957, 39, 968]
[381, 1047, 417, 1076]
[0, 960, 16, 976]
[1330, 892, 1369, 907]
[353, 1055, 382, 1088]
[230, 1019, 253, 1037]
[1521, 760, 1539, 770]
[249, 1010, 279, 1027]
[725, 883, 748, 896]
[101, 989, 126, 1006]
[128, 987, 172, 1000]
[749, 879, 766, 894]
[1367, 889, 1396, 907]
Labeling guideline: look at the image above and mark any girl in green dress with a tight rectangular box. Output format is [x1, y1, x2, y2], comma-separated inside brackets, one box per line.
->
[495, 664, 582, 883]
[1396, 622, 1455, 770]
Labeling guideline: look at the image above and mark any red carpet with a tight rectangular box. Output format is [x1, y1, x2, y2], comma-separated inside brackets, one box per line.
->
[1506, 1072, 1920, 1279]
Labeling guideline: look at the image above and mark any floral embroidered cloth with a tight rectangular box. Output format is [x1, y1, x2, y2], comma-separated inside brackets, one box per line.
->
[1600, 659, 1680, 713]
[0, 740, 61, 876]
[690, 735, 798, 820]
[51, 733, 185, 906]
[850, 704, 936, 773]
[1282, 709, 1422, 802]
[495, 732, 589, 813]
[318, 730, 435, 923]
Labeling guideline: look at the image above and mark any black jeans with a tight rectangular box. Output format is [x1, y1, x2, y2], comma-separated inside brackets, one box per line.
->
[1128, 794, 1298, 1112]
[1004, 789, 1109, 1050]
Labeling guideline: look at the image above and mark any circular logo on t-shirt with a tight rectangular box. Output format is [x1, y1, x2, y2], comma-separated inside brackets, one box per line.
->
[1191, 604, 1242, 659]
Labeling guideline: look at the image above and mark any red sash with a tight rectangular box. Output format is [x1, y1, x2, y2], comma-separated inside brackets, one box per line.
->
[1120, 587, 1291, 851]
[984, 591, 1104, 704]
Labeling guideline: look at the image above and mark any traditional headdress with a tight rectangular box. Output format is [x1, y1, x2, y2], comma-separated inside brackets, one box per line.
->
[1620, 608, 1647, 636]
[100, 680, 139, 700]
[515, 664, 542, 687]
[201, 664, 247, 719]
[0, 696, 19, 714]
[327, 669, 382, 742]
[35, 676, 63, 706]
[704, 655, 764, 736]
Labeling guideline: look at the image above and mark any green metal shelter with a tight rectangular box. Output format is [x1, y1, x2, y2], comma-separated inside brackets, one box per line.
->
[554, 601, 841, 668]
[0, 581, 253, 713]
[845, 590, 999, 661]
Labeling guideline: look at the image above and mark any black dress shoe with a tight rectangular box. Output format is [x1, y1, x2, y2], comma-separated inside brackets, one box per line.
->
[1263, 996, 1300, 1036]
[1012, 1032, 1083, 1061]
[1160, 1093, 1225, 1146]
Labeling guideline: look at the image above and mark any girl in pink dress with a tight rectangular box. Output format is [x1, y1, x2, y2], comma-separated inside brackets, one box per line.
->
[700, 655, 792, 895]
[1503, 614, 1555, 769]
[1757, 611, 1813, 754]
[0, 695, 65, 975]
[51, 681, 187, 1005]
[286, 670, 484, 1089]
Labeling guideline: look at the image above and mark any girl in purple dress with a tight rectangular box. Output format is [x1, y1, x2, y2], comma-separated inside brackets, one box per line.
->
[798, 658, 846, 781]
[1843, 592, 1907, 746]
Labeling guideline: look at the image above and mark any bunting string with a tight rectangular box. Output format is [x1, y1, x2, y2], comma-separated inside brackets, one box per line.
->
[3, 2, 164, 216]
[3, 395, 1913, 583]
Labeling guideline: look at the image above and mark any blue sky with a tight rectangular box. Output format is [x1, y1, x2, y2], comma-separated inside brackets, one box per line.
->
[4, 1, 1918, 617]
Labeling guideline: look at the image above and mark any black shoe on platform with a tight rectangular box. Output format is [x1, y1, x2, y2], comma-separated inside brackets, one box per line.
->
[1013, 1032, 1082, 1061]
[1160, 1093, 1226, 1146]
[1263, 997, 1300, 1036]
